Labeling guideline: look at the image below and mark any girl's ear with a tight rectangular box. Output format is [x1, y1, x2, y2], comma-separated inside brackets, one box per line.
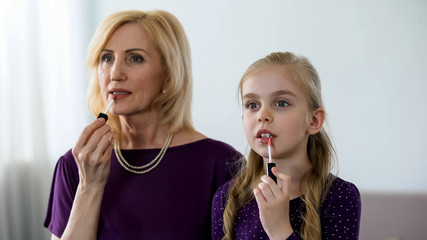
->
[308, 108, 326, 135]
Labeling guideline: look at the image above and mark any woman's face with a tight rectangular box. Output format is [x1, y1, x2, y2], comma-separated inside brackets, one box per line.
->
[241, 65, 313, 161]
[97, 23, 167, 116]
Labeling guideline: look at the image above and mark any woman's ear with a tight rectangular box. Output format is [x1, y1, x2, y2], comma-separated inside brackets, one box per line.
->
[308, 108, 325, 135]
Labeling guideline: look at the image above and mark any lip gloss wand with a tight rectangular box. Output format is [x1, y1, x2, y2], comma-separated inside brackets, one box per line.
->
[97, 99, 115, 123]
[266, 137, 277, 183]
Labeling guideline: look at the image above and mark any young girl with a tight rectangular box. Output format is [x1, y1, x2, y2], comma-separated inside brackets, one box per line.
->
[212, 52, 361, 240]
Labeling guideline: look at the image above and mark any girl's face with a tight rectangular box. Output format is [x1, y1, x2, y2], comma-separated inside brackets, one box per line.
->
[97, 23, 167, 116]
[241, 65, 314, 161]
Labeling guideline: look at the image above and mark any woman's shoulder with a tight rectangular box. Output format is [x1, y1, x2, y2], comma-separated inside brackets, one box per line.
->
[171, 129, 241, 159]
[57, 149, 77, 168]
[173, 129, 238, 151]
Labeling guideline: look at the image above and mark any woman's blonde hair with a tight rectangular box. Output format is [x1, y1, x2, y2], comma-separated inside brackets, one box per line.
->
[86, 10, 194, 138]
[222, 52, 336, 240]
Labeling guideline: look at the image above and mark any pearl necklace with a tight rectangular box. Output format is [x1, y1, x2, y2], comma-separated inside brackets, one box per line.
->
[114, 133, 174, 174]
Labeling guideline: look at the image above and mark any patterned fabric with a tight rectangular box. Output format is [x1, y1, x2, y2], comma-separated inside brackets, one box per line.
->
[212, 177, 361, 240]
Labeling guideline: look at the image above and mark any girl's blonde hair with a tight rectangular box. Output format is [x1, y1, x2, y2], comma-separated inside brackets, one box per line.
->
[86, 10, 194, 138]
[223, 52, 336, 240]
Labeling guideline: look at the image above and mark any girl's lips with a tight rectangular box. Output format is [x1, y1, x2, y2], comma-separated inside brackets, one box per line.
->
[258, 137, 276, 144]
[256, 129, 275, 144]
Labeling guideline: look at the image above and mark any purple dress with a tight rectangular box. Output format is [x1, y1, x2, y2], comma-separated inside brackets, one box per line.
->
[44, 138, 241, 240]
[212, 177, 361, 240]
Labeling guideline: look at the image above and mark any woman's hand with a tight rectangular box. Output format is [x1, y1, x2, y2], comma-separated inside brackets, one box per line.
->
[253, 167, 294, 240]
[59, 118, 114, 240]
[72, 118, 114, 189]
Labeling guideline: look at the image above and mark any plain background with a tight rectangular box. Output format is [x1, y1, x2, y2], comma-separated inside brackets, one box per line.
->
[1, 1, 426, 239]
[82, 0, 427, 193]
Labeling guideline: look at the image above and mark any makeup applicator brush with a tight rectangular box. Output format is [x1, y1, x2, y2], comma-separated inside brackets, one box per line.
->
[267, 137, 277, 183]
[97, 98, 115, 123]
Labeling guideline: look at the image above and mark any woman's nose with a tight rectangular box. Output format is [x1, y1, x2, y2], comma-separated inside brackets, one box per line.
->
[110, 59, 126, 81]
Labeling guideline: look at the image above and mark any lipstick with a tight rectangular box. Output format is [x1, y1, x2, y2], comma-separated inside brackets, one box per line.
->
[266, 137, 277, 183]
[97, 99, 114, 122]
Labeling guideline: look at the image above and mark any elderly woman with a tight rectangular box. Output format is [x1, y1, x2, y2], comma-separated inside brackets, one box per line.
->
[44, 10, 240, 240]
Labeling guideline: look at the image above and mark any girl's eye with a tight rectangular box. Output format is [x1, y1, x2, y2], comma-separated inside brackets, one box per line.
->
[275, 100, 289, 108]
[101, 54, 113, 63]
[128, 54, 144, 62]
[246, 102, 259, 110]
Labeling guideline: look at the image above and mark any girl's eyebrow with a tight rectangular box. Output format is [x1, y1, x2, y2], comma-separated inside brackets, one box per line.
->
[272, 90, 296, 97]
[242, 93, 258, 99]
[243, 90, 296, 99]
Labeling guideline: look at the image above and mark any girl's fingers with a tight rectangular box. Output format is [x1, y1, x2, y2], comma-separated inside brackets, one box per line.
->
[271, 167, 291, 194]
[257, 181, 275, 202]
[260, 175, 281, 198]
[253, 188, 266, 208]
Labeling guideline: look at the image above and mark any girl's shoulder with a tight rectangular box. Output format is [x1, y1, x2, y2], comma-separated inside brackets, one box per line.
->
[215, 179, 235, 198]
[213, 180, 236, 207]
[322, 176, 361, 211]
[328, 176, 360, 197]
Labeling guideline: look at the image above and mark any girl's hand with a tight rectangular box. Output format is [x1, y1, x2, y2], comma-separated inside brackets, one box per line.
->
[72, 118, 115, 189]
[253, 167, 294, 240]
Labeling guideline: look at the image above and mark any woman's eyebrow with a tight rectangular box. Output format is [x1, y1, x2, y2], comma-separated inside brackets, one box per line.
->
[101, 49, 113, 53]
[100, 48, 148, 54]
[125, 48, 148, 54]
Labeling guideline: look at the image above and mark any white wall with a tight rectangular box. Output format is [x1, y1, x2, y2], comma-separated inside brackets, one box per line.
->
[86, 0, 427, 193]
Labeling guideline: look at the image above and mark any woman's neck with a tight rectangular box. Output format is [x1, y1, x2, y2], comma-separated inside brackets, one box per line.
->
[118, 111, 170, 149]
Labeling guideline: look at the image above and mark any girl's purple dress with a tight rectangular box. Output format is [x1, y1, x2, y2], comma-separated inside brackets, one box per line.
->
[212, 177, 361, 239]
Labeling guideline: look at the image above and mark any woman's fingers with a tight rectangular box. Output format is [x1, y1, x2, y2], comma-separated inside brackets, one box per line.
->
[93, 132, 115, 161]
[74, 118, 106, 152]
[85, 124, 112, 151]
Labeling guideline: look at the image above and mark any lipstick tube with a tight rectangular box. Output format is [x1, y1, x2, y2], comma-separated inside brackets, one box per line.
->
[266, 162, 277, 183]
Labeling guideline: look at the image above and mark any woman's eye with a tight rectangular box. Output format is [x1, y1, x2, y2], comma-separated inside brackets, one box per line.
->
[128, 54, 144, 62]
[275, 100, 289, 108]
[246, 102, 259, 110]
[101, 54, 113, 62]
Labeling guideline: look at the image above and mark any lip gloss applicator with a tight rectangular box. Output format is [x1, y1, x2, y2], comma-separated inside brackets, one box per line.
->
[97, 98, 115, 123]
[267, 137, 277, 183]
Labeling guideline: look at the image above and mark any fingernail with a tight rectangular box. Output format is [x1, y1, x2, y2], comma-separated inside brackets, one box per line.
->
[109, 133, 114, 141]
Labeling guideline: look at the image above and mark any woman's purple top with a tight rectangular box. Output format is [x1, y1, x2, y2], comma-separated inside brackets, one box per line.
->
[44, 138, 241, 240]
[212, 177, 361, 240]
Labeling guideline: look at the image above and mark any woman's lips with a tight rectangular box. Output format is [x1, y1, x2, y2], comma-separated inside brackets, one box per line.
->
[109, 89, 131, 100]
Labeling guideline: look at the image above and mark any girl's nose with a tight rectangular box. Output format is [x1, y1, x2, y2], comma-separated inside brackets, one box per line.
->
[257, 107, 273, 123]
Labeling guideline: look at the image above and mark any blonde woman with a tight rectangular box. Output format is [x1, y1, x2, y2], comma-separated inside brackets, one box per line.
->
[212, 52, 361, 239]
[44, 10, 240, 240]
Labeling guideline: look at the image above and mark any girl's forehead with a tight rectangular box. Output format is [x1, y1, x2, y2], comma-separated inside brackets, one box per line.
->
[242, 65, 302, 94]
